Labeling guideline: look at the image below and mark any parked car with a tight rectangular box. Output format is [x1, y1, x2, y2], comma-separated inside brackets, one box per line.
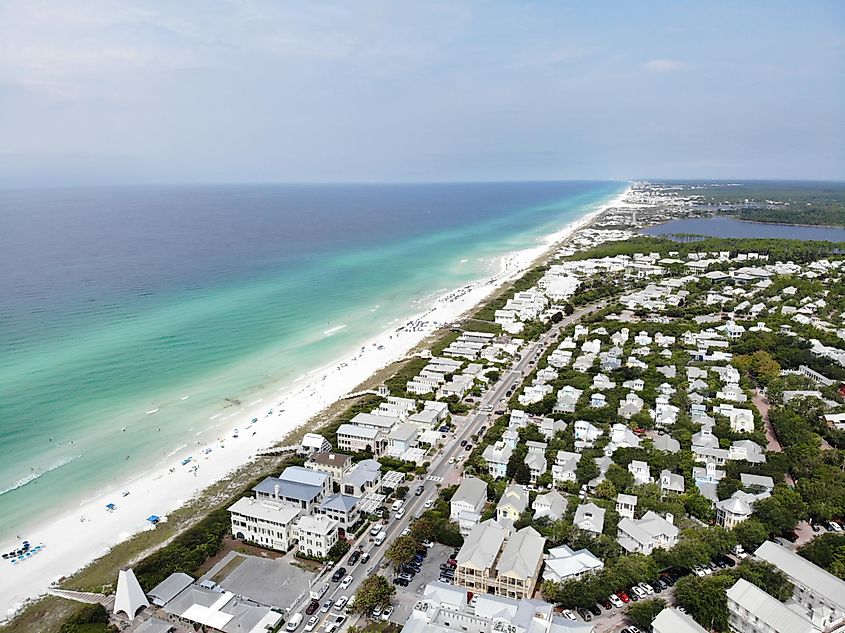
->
[321, 600, 333, 613]
[609, 594, 624, 608]
[783, 530, 799, 543]
[811, 523, 822, 533]
[631, 586, 646, 599]
[334, 596, 348, 611]
[381, 606, 394, 621]
[393, 577, 409, 587]
[617, 591, 630, 603]
[372, 605, 382, 618]
[561, 610, 576, 620]
[589, 604, 602, 616]
[304, 615, 319, 631]
[601, 600, 613, 611]
[305, 600, 320, 615]
[639, 582, 653, 595]
[340, 575, 353, 590]
[828, 521, 842, 532]
[577, 608, 592, 621]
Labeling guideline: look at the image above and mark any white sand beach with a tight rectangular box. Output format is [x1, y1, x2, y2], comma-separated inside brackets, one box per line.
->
[0, 187, 629, 620]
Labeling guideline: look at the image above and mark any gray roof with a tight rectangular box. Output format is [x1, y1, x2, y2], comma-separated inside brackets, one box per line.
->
[133, 618, 176, 633]
[148, 572, 194, 606]
[726, 578, 817, 633]
[652, 607, 708, 633]
[741, 473, 774, 489]
[456, 522, 507, 571]
[754, 540, 845, 611]
[451, 477, 488, 508]
[497, 484, 529, 514]
[652, 434, 681, 453]
[342, 459, 381, 488]
[574, 503, 605, 533]
[496, 527, 545, 580]
[253, 469, 324, 503]
[319, 493, 358, 513]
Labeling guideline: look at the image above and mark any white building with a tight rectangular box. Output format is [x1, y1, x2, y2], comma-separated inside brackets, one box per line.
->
[296, 515, 339, 559]
[450, 477, 488, 535]
[228, 497, 301, 552]
[542, 544, 604, 584]
[617, 511, 678, 555]
[727, 578, 819, 633]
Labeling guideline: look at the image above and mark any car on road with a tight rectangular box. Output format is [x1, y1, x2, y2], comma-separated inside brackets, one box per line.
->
[561, 610, 576, 620]
[415, 485, 424, 496]
[286, 613, 303, 631]
[334, 596, 348, 610]
[304, 615, 319, 631]
[305, 600, 320, 615]
[370, 524, 383, 536]
[396, 508, 406, 519]
[464, 444, 472, 451]
[348, 550, 361, 565]
[424, 499, 434, 509]
[460, 440, 467, 447]
[340, 575, 353, 590]
[360, 552, 370, 564]
[331, 567, 347, 582]
[609, 594, 624, 608]
[321, 599, 333, 613]
[401, 527, 411, 537]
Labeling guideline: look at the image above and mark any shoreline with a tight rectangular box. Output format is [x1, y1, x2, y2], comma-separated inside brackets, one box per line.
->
[0, 185, 630, 620]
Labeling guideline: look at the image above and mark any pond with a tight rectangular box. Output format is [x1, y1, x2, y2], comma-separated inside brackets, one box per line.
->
[642, 216, 845, 242]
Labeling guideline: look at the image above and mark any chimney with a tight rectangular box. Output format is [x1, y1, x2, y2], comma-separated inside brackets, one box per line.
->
[274, 484, 280, 499]
[665, 513, 674, 525]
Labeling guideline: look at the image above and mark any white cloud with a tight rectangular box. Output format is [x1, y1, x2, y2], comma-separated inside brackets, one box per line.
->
[644, 58, 687, 72]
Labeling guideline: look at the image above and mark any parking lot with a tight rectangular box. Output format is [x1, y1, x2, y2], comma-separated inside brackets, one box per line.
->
[387, 543, 452, 625]
[201, 550, 313, 610]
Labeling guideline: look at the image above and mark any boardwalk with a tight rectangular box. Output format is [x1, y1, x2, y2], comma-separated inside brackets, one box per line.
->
[47, 588, 115, 611]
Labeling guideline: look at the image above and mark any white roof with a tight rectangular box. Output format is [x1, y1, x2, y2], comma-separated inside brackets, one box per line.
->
[652, 607, 708, 633]
[456, 522, 507, 570]
[727, 579, 816, 633]
[228, 497, 301, 523]
[754, 540, 845, 611]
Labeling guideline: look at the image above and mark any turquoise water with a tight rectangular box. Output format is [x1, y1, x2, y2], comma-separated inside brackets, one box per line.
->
[0, 182, 623, 537]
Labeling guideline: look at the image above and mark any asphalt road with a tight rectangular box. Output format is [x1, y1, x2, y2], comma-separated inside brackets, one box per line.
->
[285, 302, 605, 631]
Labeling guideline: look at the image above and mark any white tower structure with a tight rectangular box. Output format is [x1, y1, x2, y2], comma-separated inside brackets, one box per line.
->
[113, 568, 149, 621]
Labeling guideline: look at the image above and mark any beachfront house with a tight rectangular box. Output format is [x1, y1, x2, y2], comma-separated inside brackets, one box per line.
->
[228, 497, 301, 551]
[305, 452, 352, 486]
[340, 459, 381, 498]
[253, 466, 329, 513]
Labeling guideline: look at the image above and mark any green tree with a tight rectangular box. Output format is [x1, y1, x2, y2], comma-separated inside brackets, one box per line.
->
[753, 486, 807, 535]
[674, 574, 734, 632]
[385, 535, 418, 569]
[513, 460, 531, 485]
[410, 517, 436, 543]
[575, 456, 600, 485]
[732, 519, 769, 552]
[595, 479, 617, 499]
[352, 575, 395, 613]
[626, 598, 667, 630]
[327, 539, 351, 563]
[684, 492, 715, 522]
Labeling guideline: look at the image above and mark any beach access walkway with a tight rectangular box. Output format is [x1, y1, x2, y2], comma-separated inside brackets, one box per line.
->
[47, 587, 115, 611]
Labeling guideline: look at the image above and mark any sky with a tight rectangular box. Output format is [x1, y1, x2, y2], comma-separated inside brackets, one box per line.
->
[0, 0, 843, 186]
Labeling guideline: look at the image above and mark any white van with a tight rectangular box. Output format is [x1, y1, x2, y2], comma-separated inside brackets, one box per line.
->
[374, 532, 386, 546]
[391, 500, 404, 512]
[286, 613, 303, 631]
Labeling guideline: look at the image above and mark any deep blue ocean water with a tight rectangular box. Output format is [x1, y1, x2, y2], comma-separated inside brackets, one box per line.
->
[0, 181, 623, 537]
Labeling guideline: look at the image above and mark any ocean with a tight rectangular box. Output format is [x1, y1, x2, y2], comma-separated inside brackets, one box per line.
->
[0, 181, 623, 539]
